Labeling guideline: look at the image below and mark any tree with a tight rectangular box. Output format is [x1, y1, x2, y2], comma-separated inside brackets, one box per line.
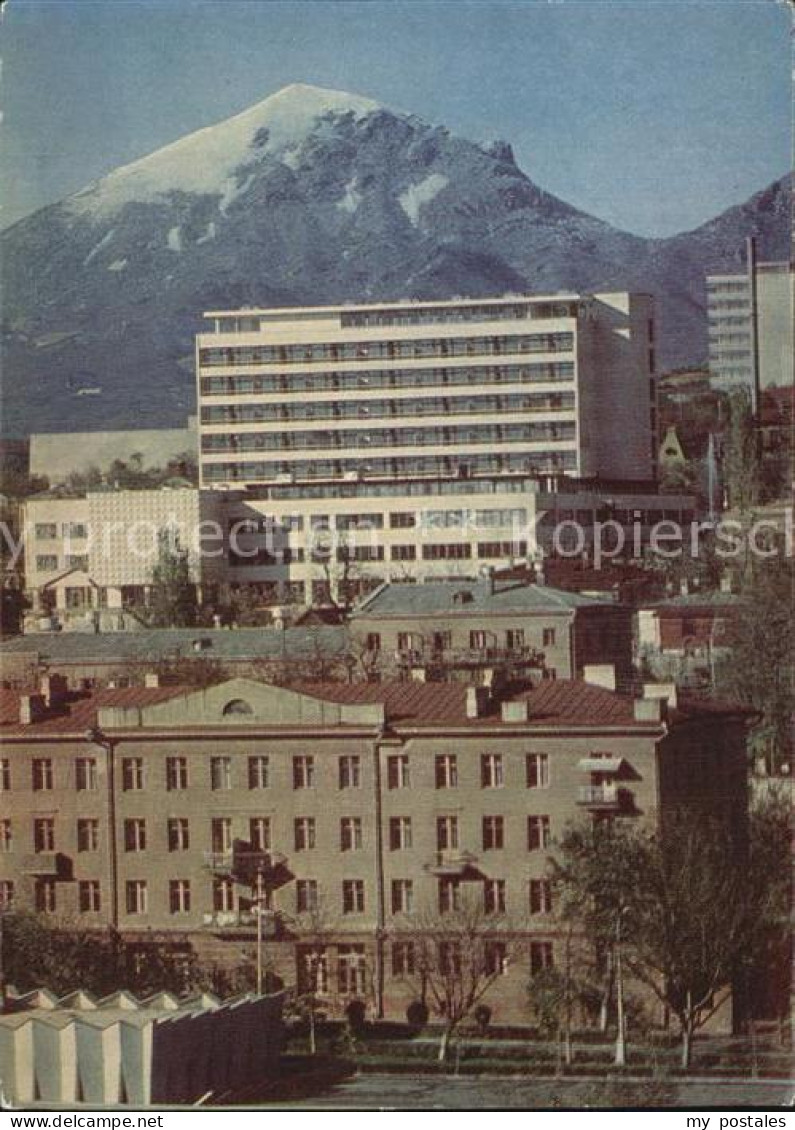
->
[715, 556, 794, 771]
[399, 891, 514, 1061]
[553, 811, 787, 1068]
[722, 390, 762, 514]
[148, 529, 198, 628]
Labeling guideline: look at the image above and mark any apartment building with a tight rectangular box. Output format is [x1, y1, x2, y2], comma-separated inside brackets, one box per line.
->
[349, 576, 634, 683]
[21, 486, 226, 631]
[707, 242, 794, 405]
[20, 480, 696, 622]
[196, 292, 658, 489]
[0, 672, 750, 1026]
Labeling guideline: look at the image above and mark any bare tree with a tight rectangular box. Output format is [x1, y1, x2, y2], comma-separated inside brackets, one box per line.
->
[398, 890, 516, 1061]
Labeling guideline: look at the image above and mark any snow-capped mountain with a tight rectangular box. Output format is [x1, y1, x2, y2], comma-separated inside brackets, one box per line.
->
[1, 82, 789, 436]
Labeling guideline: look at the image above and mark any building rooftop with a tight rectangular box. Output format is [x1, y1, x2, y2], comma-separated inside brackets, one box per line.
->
[0, 675, 746, 737]
[0, 625, 348, 664]
[352, 579, 618, 618]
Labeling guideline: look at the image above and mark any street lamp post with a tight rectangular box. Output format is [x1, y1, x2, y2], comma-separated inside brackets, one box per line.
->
[615, 906, 629, 1067]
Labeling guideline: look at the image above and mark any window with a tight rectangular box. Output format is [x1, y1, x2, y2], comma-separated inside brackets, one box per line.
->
[389, 816, 412, 851]
[528, 816, 551, 851]
[542, 627, 556, 647]
[439, 878, 460, 913]
[211, 817, 232, 854]
[392, 941, 415, 976]
[484, 940, 508, 975]
[342, 879, 365, 914]
[75, 757, 97, 792]
[339, 755, 361, 789]
[79, 880, 101, 913]
[470, 630, 488, 650]
[542, 667, 557, 682]
[169, 879, 191, 914]
[34, 817, 55, 853]
[506, 628, 525, 649]
[437, 815, 458, 851]
[32, 758, 53, 792]
[210, 757, 232, 791]
[297, 945, 328, 993]
[0, 759, 10, 791]
[167, 818, 190, 852]
[166, 757, 188, 791]
[0, 820, 11, 851]
[122, 758, 144, 792]
[77, 818, 99, 853]
[390, 512, 416, 528]
[296, 879, 318, 914]
[293, 756, 315, 789]
[35, 523, 57, 539]
[435, 754, 458, 789]
[484, 878, 506, 915]
[249, 816, 271, 851]
[248, 756, 269, 790]
[387, 754, 410, 789]
[213, 877, 235, 913]
[340, 817, 363, 852]
[526, 753, 550, 789]
[482, 815, 504, 851]
[391, 879, 413, 915]
[124, 818, 146, 853]
[529, 878, 553, 915]
[294, 817, 316, 851]
[338, 945, 366, 994]
[439, 940, 462, 974]
[530, 941, 554, 974]
[481, 754, 504, 788]
[36, 555, 58, 571]
[35, 878, 56, 913]
[126, 880, 148, 915]
[0, 880, 14, 909]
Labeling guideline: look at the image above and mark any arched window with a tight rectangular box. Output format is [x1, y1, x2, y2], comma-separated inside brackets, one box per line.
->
[222, 699, 254, 717]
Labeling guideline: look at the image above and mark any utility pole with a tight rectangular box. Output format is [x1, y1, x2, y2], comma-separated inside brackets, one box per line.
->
[615, 907, 628, 1067]
[255, 867, 265, 996]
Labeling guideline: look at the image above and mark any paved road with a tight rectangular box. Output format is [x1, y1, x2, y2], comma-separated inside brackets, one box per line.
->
[268, 1073, 794, 1111]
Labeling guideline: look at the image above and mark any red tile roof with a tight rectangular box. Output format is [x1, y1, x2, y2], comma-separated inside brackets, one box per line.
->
[0, 677, 743, 737]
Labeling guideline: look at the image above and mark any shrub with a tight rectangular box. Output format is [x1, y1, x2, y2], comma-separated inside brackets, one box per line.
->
[345, 999, 367, 1032]
[406, 1000, 429, 1029]
[473, 1004, 492, 1034]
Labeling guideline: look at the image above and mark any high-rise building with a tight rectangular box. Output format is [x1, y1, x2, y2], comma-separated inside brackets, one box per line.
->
[196, 292, 658, 489]
[707, 241, 793, 406]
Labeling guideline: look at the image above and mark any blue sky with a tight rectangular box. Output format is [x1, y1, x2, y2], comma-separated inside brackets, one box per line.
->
[1, 0, 791, 236]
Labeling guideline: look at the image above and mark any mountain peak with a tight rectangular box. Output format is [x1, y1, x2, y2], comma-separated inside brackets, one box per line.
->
[67, 82, 384, 220]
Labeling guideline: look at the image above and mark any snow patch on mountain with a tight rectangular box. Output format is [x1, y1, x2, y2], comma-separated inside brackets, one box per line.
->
[83, 228, 116, 265]
[399, 174, 449, 225]
[107, 259, 127, 272]
[196, 221, 216, 244]
[337, 178, 362, 214]
[166, 226, 182, 252]
[65, 83, 383, 220]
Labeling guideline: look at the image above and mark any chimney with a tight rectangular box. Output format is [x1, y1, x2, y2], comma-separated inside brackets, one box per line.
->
[39, 673, 67, 708]
[582, 664, 616, 692]
[642, 682, 678, 710]
[679, 579, 689, 596]
[19, 693, 46, 725]
[144, 672, 160, 689]
[501, 699, 530, 722]
[720, 574, 733, 594]
[466, 686, 490, 718]
[634, 697, 664, 722]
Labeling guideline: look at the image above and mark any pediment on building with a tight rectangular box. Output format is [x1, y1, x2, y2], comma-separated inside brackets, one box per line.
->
[97, 676, 385, 730]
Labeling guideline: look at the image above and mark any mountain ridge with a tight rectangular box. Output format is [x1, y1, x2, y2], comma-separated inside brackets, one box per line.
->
[1, 83, 790, 437]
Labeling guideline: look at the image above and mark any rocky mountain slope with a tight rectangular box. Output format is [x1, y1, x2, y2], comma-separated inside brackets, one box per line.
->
[1, 83, 789, 436]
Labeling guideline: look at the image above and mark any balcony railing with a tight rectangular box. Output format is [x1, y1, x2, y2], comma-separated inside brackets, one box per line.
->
[203, 849, 287, 877]
[398, 646, 541, 668]
[577, 785, 621, 808]
[425, 849, 479, 877]
[202, 908, 282, 936]
[21, 852, 60, 875]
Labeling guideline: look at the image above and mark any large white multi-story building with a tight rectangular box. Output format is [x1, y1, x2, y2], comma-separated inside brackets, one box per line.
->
[707, 244, 793, 404]
[196, 292, 658, 489]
